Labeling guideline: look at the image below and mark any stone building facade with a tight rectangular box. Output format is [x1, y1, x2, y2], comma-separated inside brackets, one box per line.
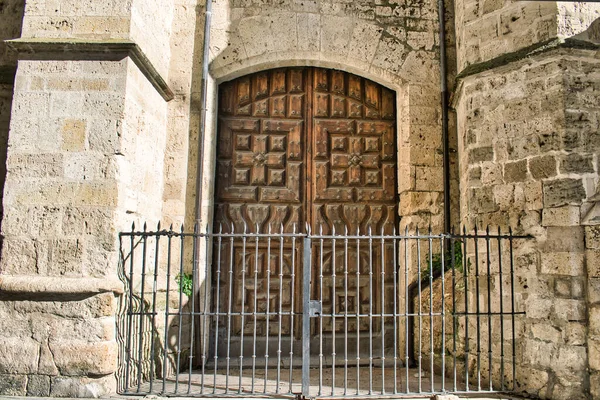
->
[0, 0, 598, 398]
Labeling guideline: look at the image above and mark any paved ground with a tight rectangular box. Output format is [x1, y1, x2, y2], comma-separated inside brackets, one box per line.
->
[125, 366, 523, 399]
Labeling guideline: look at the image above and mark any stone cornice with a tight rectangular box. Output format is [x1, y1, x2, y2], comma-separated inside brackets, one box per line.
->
[0, 274, 124, 296]
[5, 38, 174, 102]
[451, 38, 600, 109]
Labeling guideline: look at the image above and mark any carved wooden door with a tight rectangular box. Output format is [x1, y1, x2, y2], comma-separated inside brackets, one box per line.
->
[214, 68, 397, 354]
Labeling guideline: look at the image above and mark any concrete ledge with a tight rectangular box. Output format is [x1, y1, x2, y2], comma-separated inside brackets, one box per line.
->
[0, 275, 124, 296]
[5, 38, 174, 102]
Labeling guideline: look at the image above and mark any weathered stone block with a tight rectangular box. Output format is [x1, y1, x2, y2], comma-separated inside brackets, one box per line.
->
[543, 226, 584, 252]
[526, 298, 553, 319]
[0, 337, 39, 374]
[469, 186, 499, 213]
[560, 153, 594, 174]
[50, 375, 116, 397]
[524, 181, 543, 210]
[523, 338, 555, 368]
[589, 339, 600, 371]
[0, 374, 27, 395]
[529, 154, 556, 180]
[8, 153, 63, 178]
[541, 205, 580, 227]
[531, 322, 561, 343]
[565, 322, 586, 346]
[504, 159, 528, 183]
[554, 299, 586, 322]
[27, 374, 51, 396]
[592, 372, 600, 400]
[540, 252, 584, 276]
[50, 340, 117, 376]
[553, 345, 587, 372]
[554, 277, 571, 297]
[590, 306, 600, 336]
[543, 178, 587, 208]
[589, 278, 600, 304]
[586, 226, 600, 249]
[468, 146, 494, 163]
[587, 250, 600, 278]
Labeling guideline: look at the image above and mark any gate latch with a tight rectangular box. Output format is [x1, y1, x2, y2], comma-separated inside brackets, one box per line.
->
[308, 300, 322, 317]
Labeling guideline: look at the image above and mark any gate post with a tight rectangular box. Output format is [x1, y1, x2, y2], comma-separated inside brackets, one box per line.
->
[302, 236, 311, 397]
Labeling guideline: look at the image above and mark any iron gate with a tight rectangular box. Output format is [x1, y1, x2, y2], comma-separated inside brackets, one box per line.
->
[117, 224, 529, 397]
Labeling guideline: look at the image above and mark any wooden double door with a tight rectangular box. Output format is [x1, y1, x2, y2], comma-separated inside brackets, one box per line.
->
[213, 67, 398, 355]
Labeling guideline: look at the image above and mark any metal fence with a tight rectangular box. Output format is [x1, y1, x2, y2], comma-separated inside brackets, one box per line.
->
[116, 223, 529, 398]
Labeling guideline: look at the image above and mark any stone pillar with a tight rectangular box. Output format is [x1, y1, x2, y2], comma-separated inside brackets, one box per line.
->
[453, 1, 600, 398]
[0, 0, 176, 396]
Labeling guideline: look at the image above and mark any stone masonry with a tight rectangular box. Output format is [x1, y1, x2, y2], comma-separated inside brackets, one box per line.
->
[0, 0, 598, 399]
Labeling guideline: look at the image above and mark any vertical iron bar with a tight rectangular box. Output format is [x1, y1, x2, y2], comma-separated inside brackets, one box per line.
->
[201, 227, 211, 394]
[463, 226, 470, 392]
[238, 224, 248, 394]
[213, 225, 223, 394]
[404, 227, 410, 394]
[319, 225, 324, 396]
[498, 227, 505, 391]
[344, 226, 349, 395]
[428, 229, 434, 393]
[289, 223, 296, 393]
[509, 228, 516, 391]
[332, 226, 337, 396]
[368, 226, 373, 395]
[276, 224, 284, 394]
[451, 231, 457, 392]
[149, 226, 160, 394]
[175, 225, 185, 394]
[188, 223, 199, 394]
[124, 223, 135, 393]
[356, 228, 361, 395]
[380, 227, 386, 395]
[198, 226, 209, 394]
[288, 224, 297, 393]
[393, 227, 398, 394]
[264, 225, 272, 393]
[162, 225, 173, 394]
[252, 226, 259, 394]
[474, 226, 481, 391]
[302, 235, 312, 397]
[225, 225, 235, 393]
[417, 228, 422, 393]
[486, 226, 492, 391]
[136, 223, 148, 393]
[441, 235, 446, 393]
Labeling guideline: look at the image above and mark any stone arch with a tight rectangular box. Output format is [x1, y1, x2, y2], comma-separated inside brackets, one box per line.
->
[190, 0, 445, 233]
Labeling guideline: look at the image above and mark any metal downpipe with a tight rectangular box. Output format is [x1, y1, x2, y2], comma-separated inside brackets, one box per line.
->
[194, 0, 213, 226]
[192, 0, 213, 368]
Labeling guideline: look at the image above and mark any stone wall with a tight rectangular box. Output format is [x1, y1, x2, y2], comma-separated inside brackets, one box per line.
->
[454, 0, 600, 73]
[0, 0, 25, 228]
[455, 47, 600, 399]
[0, 0, 177, 395]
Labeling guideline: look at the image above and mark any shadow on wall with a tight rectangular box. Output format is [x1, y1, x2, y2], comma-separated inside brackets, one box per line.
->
[115, 227, 200, 394]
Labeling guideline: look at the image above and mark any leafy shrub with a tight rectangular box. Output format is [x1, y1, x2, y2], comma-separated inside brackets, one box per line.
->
[175, 273, 193, 297]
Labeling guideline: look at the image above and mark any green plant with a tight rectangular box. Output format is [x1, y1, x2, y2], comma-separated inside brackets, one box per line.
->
[175, 273, 193, 297]
[421, 241, 467, 282]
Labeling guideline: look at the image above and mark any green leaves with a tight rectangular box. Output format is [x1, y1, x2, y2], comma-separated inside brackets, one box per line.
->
[175, 273, 193, 297]
[421, 241, 466, 282]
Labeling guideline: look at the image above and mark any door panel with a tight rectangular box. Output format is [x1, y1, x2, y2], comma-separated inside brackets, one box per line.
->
[214, 67, 397, 342]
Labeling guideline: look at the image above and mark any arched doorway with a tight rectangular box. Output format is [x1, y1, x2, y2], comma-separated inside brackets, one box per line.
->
[212, 67, 398, 358]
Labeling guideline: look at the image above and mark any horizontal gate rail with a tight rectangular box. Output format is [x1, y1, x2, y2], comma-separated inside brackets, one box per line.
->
[116, 223, 530, 398]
